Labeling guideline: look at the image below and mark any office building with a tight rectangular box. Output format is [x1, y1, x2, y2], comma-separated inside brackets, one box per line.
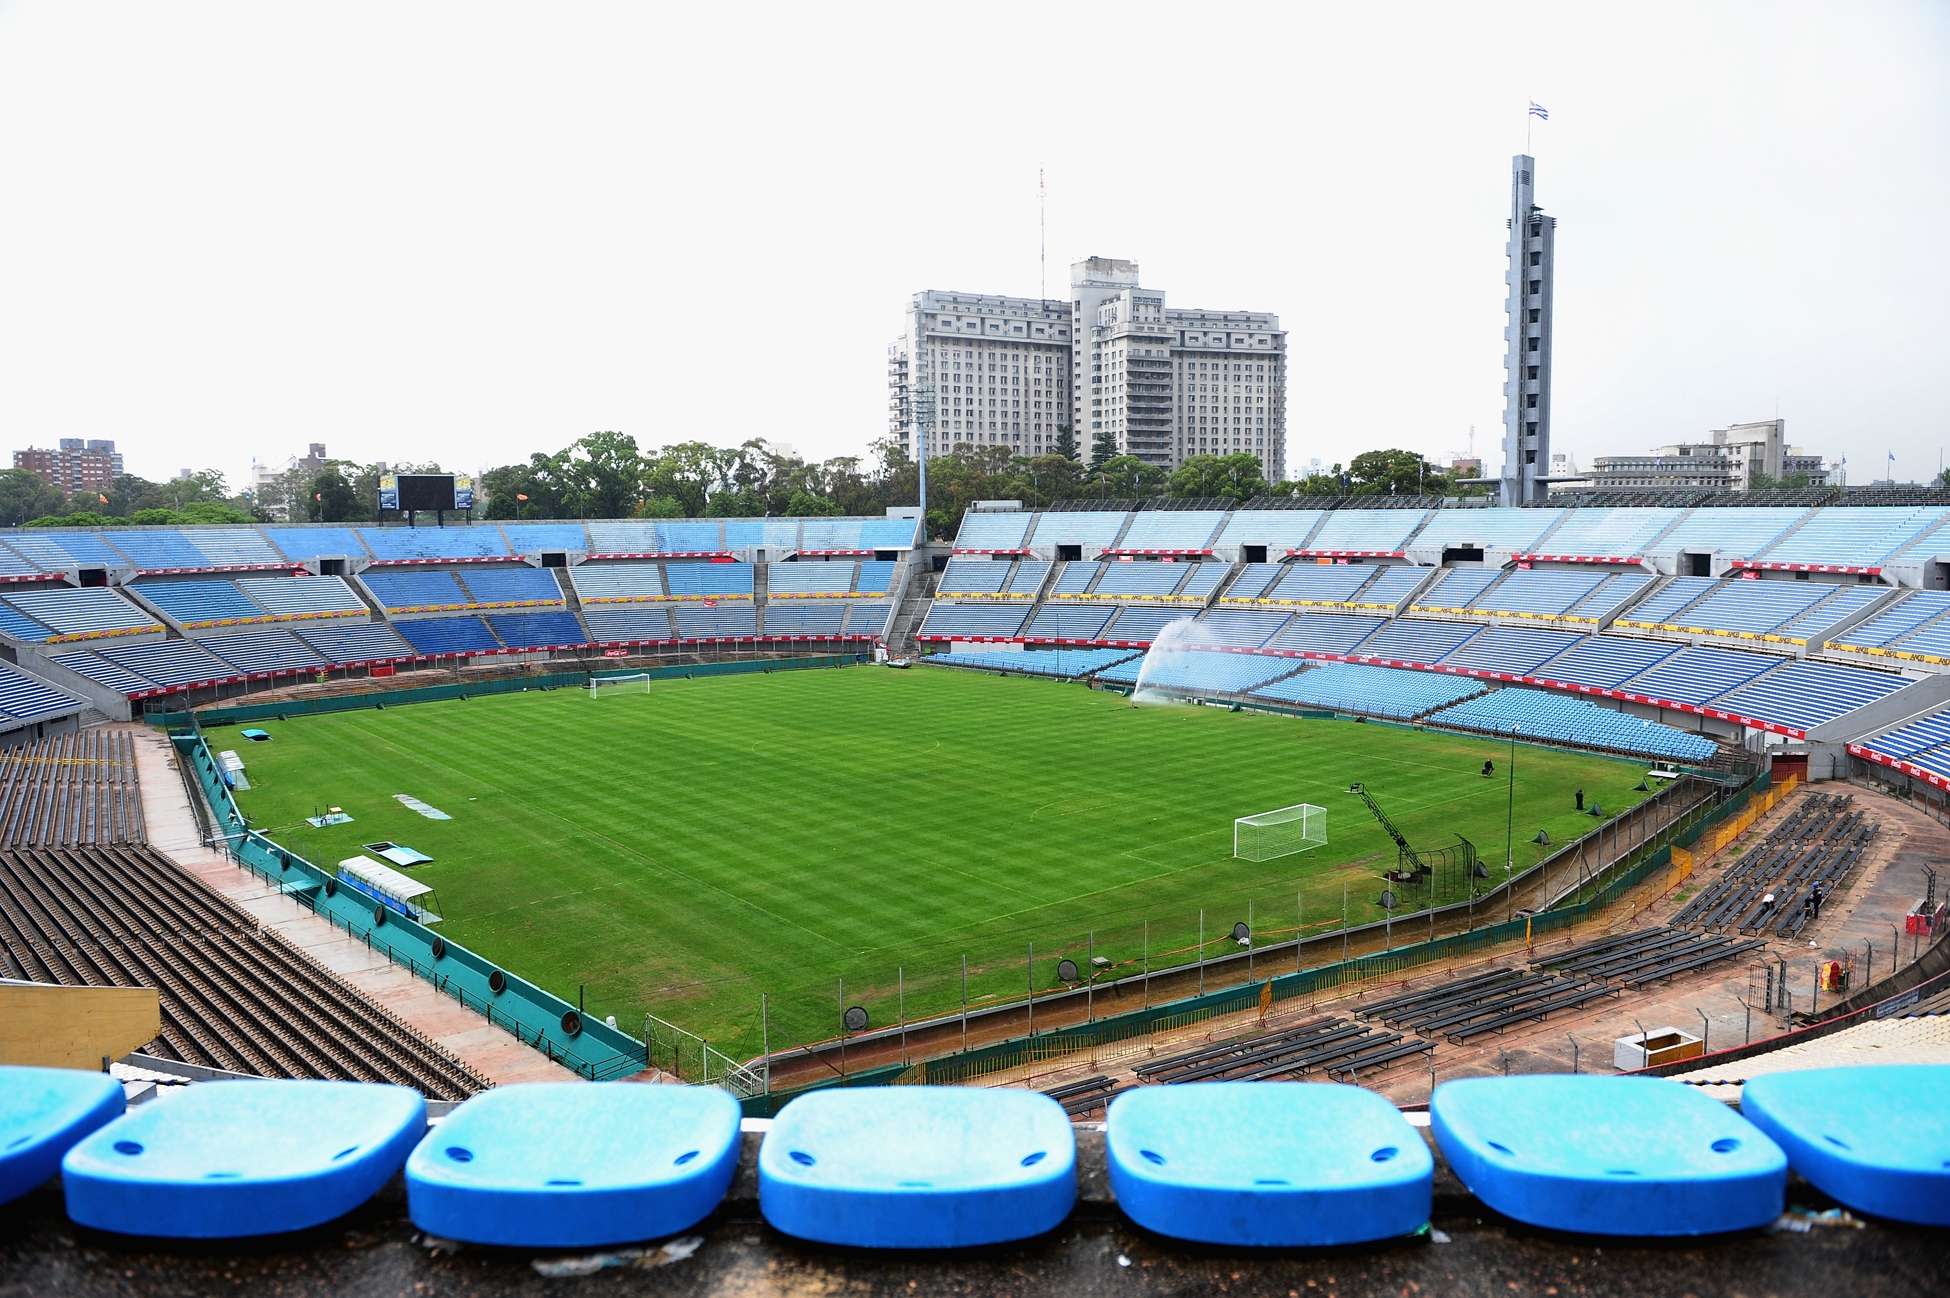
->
[1584, 420, 1829, 493]
[12, 439, 125, 495]
[889, 257, 1286, 478]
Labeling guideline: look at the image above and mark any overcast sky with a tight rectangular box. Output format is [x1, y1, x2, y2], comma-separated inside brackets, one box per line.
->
[0, 2, 1944, 491]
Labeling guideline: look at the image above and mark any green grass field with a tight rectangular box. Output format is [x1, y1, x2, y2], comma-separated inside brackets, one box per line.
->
[232, 665, 1651, 1055]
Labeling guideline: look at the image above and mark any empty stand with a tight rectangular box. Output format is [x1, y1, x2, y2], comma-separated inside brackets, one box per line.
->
[1251, 662, 1485, 719]
[1426, 688, 1718, 760]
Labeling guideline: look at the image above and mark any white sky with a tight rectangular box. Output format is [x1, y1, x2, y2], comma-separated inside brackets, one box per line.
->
[0, 1, 1945, 489]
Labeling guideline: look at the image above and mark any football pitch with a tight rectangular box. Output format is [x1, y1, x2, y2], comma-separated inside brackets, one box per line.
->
[231, 665, 1653, 1055]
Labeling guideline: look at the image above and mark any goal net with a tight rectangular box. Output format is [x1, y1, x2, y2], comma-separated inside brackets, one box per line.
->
[589, 672, 652, 699]
[1234, 802, 1326, 862]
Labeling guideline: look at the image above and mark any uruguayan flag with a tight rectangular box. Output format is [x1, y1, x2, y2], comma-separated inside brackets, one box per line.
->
[1528, 101, 1549, 120]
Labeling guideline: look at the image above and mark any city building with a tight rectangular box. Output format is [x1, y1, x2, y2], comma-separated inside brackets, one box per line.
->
[888, 256, 1287, 478]
[11, 439, 125, 495]
[1500, 154, 1557, 505]
[247, 442, 329, 520]
[1583, 420, 1829, 493]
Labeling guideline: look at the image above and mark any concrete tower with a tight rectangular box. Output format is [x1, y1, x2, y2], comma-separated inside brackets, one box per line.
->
[1501, 154, 1556, 505]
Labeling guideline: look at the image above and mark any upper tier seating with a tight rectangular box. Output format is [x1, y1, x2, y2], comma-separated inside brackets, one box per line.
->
[107, 530, 210, 569]
[1440, 625, 1585, 676]
[2, 588, 160, 640]
[1351, 566, 1427, 608]
[1303, 510, 1424, 553]
[1651, 508, 1805, 560]
[176, 527, 285, 567]
[48, 651, 153, 694]
[953, 512, 1032, 550]
[127, 579, 262, 626]
[665, 564, 753, 598]
[926, 647, 1138, 680]
[1117, 511, 1225, 550]
[1882, 612, 1950, 662]
[569, 562, 665, 601]
[1027, 512, 1125, 549]
[196, 629, 329, 676]
[797, 517, 918, 550]
[1410, 508, 1561, 553]
[262, 527, 367, 561]
[1264, 612, 1385, 655]
[0, 604, 48, 642]
[1755, 506, 1949, 567]
[1412, 567, 1501, 611]
[1222, 563, 1285, 600]
[585, 520, 724, 553]
[1618, 576, 1717, 625]
[457, 566, 563, 604]
[1470, 569, 1608, 617]
[1712, 661, 1909, 733]
[1198, 607, 1291, 649]
[1100, 607, 1192, 641]
[1350, 618, 1482, 664]
[1211, 509, 1324, 550]
[1051, 563, 1099, 595]
[1770, 584, 1889, 641]
[938, 559, 1010, 595]
[1528, 508, 1679, 558]
[1175, 564, 1227, 600]
[1829, 590, 1950, 649]
[1858, 706, 1950, 759]
[843, 601, 892, 636]
[394, 617, 501, 655]
[0, 662, 86, 722]
[4, 531, 122, 569]
[235, 575, 365, 617]
[1565, 572, 1653, 619]
[359, 569, 470, 610]
[1091, 563, 1188, 598]
[1655, 579, 1831, 635]
[1007, 560, 1052, 593]
[485, 611, 587, 648]
[358, 527, 510, 561]
[1265, 565, 1372, 604]
[500, 523, 589, 554]
[1530, 634, 1679, 687]
[1623, 644, 1778, 705]
[1096, 648, 1299, 695]
[770, 563, 856, 595]
[1252, 663, 1486, 719]
[918, 603, 1031, 639]
[1426, 689, 1718, 760]
[0, 545, 42, 578]
[855, 560, 897, 594]
[294, 621, 414, 664]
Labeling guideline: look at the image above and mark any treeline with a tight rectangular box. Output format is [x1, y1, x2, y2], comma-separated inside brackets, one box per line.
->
[0, 467, 257, 529]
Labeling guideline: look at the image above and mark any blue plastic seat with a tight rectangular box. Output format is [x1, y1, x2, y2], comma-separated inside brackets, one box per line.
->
[1431, 1076, 1785, 1235]
[758, 1087, 1075, 1248]
[62, 1080, 426, 1237]
[1739, 1065, 1950, 1226]
[406, 1083, 741, 1247]
[0, 1067, 124, 1205]
[1106, 1082, 1432, 1246]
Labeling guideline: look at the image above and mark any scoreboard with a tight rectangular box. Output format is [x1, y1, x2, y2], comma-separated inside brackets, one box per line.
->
[379, 473, 475, 513]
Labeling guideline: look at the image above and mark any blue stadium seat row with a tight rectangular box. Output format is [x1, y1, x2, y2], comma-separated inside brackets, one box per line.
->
[395, 616, 502, 655]
[1426, 687, 1718, 760]
[12, 1069, 1941, 1244]
[128, 578, 263, 625]
[0, 661, 86, 721]
[925, 647, 1140, 679]
[1095, 647, 1300, 695]
[485, 610, 587, 648]
[1116, 509, 1226, 550]
[1251, 662, 1486, 719]
[457, 564, 563, 604]
[760, 603, 849, 636]
[1623, 644, 1778, 706]
[359, 569, 471, 610]
[1713, 660, 1910, 733]
[2, 587, 160, 639]
[195, 629, 329, 675]
[1024, 605, 1114, 640]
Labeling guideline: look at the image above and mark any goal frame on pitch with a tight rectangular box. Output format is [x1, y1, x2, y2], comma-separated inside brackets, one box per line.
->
[1234, 802, 1327, 862]
[588, 672, 653, 699]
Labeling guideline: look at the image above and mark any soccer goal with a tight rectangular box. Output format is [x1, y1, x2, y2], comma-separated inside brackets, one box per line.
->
[1234, 802, 1327, 862]
[589, 672, 652, 699]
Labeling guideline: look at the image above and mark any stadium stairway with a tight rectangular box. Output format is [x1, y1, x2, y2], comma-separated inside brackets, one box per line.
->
[883, 563, 935, 653]
[116, 585, 186, 638]
[549, 565, 582, 616]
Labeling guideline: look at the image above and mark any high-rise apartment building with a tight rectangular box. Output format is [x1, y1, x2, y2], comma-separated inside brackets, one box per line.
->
[12, 438, 125, 495]
[889, 257, 1286, 479]
[1501, 154, 1556, 505]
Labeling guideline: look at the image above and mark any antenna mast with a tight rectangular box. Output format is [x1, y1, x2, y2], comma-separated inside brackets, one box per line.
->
[1038, 167, 1047, 300]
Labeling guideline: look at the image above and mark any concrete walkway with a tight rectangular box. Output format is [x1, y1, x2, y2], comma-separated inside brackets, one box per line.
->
[126, 725, 577, 1086]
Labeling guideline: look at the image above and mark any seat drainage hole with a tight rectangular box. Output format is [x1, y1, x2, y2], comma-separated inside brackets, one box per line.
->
[546, 1178, 582, 1187]
[1139, 1150, 1166, 1166]
[1606, 1169, 1639, 1177]
[446, 1147, 473, 1163]
[1823, 1135, 1852, 1151]
[789, 1150, 816, 1167]
[1020, 1151, 1047, 1167]
[1371, 1147, 1399, 1163]
[332, 1146, 359, 1161]
[898, 1180, 932, 1188]
[1486, 1141, 1514, 1157]
[205, 1172, 242, 1180]
[1711, 1138, 1740, 1154]
[113, 1141, 143, 1157]
[1253, 1178, 1289, 1186]
[674, 1150, 700, 1166]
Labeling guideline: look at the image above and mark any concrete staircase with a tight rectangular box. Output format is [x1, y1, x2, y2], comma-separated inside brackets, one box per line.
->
[883, 564, 936, 652]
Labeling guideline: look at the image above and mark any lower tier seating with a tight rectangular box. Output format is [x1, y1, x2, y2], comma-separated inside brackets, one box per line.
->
[395, 617, 501, 655]
[925, 648, 1138, 680]
[484, 610, 587, 648]
[1096, 648, 1300, 695]
[1250, 663, 1486, 719]
[1426, 689, 1718, 760]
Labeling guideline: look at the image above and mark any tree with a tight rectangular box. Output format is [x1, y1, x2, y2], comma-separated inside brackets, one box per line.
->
[305, 467, 361, 522]
[0, 470, 66, 527]
[784, 488, 841, 516]
[1167, 453, 1267, 501]
[1053, 425, 1078, 462]
[1088, 429, 1118, 473]
[559, 430, 643, 518]
[1345, 448, 1449, 497]
[1092, 454, 1167, 498]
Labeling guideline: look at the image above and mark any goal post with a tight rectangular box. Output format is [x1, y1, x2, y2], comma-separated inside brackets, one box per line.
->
[589, 672, 652, 699]
[1234, 802, 1327, 862]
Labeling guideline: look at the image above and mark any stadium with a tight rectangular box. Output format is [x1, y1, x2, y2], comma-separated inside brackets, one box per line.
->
[5, 497, 1948, 1274]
